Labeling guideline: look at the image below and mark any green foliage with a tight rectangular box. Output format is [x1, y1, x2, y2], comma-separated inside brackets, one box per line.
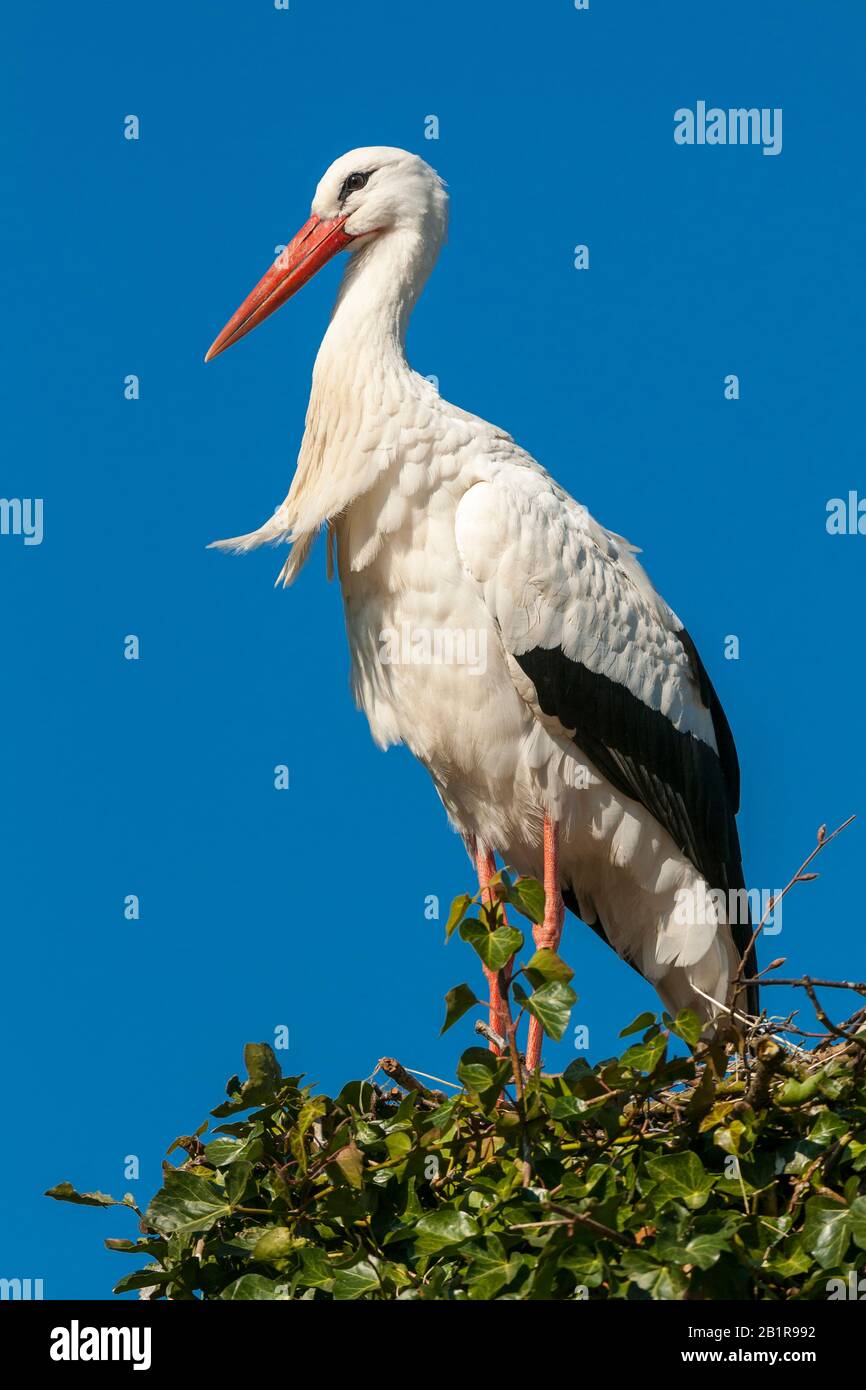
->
[48, 1026, 866, 1300]
[47, 881, 866, 1300]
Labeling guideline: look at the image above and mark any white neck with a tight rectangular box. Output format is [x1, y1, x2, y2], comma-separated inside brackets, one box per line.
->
[284, 224, 443, 539]
[324, 224, 439, 366]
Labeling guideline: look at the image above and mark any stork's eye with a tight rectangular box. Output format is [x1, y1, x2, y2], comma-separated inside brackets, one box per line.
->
[340, 171, 369, 201]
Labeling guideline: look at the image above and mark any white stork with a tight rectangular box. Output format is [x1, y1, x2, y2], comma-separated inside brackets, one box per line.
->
[205, 146, 758, 1069]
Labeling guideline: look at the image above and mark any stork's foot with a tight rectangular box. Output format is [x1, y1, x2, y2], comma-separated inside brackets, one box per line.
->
[525, 815, 564, 1072]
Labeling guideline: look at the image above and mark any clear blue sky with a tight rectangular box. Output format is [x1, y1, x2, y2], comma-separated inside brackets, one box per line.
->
[2, 1, 864, 1298]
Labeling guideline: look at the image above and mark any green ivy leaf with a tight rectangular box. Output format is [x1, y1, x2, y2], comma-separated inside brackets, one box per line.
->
[112, 1266, 171, 1296]
[242, 1042, 281, 1098]
[776, 1073, 823, 1107]
[803, 1198, 852, 1269]
[445, 893, 473, 940]
[465, 1236, 525, 1299]
[415, 1209, 480, 1253]
[220, 1274, 287, 1300]
[620, 1251, 688, 1300]
[203, 1137, 242, 1167]
[297, 1247, 335, 1291]
[144, 1171, 232, 1237]
[850, 1197, 866, 1252]
[807, 1111, 850, 1146]
[225, 1161, 254, 1207]
[523, 949, 574, 986]
[332, 1259, 382, 1300]
[559, 1248, 605, 1287]
[211, 1044, 283, 1116]
[619, 1011, 657, 1038]
[506, 877, 545, 924]
[440, 982, 480, 1034]
[334, 1079, 376, 1113]
[456, 1047, 510, 1094]
[655, 1226, 734, 1271]
[621, 1032, 668, 1074]
[45, 1182, 137, 1211]
[331, 1140, 365, 1190]
[523, 981, 577, 1042]
[646, 1151, 714, 1211]
[459, 919, 523, 970]
[670, 1009, 703, 1049]
[104, 1238, 164, 1257]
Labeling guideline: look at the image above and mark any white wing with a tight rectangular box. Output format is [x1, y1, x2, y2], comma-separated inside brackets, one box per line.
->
[454, 464, 754, 999]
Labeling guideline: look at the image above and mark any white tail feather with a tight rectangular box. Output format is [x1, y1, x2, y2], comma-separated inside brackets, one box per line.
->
[207, 507, 292, 555]
[207, 506, 319, 591]
[275, 531, 316, 588]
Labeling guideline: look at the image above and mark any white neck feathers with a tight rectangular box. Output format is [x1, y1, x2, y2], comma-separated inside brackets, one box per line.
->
[210, 217, 446, 585]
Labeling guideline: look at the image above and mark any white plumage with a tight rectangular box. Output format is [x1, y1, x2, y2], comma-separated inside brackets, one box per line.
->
[207, 146, 757, 1053]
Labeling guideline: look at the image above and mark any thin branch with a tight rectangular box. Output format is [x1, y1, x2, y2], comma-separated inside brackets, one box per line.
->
[756, 978, 866, 995]
[543, 1201, 632, 1248]
[474, 1019, 506, 1051]
[801, 979, 866, 1051]
[504, 1021, 532, 1187]
[733, 816, 855, 997]
[765, 1018, 836, 1040]
[403, 1067, 461, 1090]
[377, 1058, 446, 1102]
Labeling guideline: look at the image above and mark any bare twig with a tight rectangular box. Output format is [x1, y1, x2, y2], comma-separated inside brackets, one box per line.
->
[544, 1201, 631, 1247]
[801, 980, 866, 1051]
[403, 1068, 461, 1090]
[764, 1018, 835, 1040]
[475, 1019, 506, 1051]
[756, 978, 866, 995]
[377, 1058, 445, 1102]
[502, 1021, 532, 1187]
[733, 816, 855, 1002]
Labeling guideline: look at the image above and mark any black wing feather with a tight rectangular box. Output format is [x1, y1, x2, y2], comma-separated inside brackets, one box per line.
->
[514, 633, 758, 1014]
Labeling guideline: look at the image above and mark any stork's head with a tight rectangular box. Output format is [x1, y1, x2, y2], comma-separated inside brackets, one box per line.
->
[312, 146, 448, 243]
[205, 146, 448, 361]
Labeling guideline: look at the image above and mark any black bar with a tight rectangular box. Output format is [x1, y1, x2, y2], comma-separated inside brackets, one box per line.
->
[2, 1296, 862, 1374]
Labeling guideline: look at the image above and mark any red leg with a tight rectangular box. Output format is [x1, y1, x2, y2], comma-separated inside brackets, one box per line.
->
[525, 815, 565, 1072]
[472, 839, 511, 1054]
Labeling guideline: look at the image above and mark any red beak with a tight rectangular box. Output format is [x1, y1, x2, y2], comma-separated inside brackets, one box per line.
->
[205, 214, 353, 362]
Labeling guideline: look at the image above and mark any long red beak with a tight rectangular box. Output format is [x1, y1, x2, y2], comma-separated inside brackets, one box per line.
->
[205, 214, 353, 362]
